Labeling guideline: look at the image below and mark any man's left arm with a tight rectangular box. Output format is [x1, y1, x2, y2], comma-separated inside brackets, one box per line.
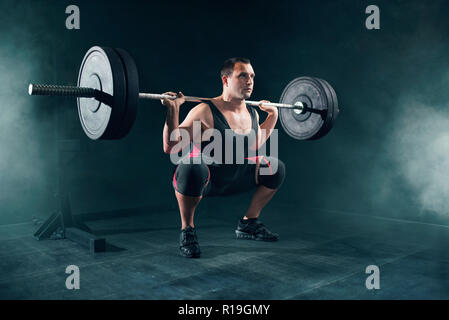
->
[251, 101, 278, 150]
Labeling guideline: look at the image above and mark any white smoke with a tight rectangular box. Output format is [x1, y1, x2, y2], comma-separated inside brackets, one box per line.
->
[390, 95, 449, 215]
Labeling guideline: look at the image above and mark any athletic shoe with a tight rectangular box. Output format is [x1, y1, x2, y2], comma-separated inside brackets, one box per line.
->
[179, 226, 201, 258]
[235, 218, 279, 241]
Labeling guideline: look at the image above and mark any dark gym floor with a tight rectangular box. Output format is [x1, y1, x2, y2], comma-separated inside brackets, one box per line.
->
[1, 197, 449, 300]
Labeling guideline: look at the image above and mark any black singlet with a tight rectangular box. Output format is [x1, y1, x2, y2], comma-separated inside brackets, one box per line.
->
[199, 101, 260, 196]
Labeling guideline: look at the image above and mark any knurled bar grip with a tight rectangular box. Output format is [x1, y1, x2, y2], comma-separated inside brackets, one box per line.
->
[28, 84, 96, 98]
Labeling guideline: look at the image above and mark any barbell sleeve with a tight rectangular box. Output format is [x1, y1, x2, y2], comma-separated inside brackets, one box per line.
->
[28, 83, 304, 110]
[28, 84, 97, 98]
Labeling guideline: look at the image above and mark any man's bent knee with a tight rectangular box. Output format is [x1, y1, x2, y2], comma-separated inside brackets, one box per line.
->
[258, 157, 286, 190]
[173, 163, 210, 197]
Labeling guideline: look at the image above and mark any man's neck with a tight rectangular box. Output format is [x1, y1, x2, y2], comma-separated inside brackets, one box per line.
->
[218, 93, 246, 112]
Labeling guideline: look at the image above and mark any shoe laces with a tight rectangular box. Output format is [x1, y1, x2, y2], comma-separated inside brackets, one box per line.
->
[254, 221, 273, 235]
[181, 228, 198, 246]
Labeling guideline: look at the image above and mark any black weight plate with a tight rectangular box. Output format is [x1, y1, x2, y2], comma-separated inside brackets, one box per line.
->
[279, 77, 332, 140]
[113, 48, 139, 139]
[316, 78, 339, 138]
[77, 46, 127, 140]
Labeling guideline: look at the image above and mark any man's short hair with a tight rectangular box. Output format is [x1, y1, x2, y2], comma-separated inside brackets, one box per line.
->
[220, 57, 251, 78]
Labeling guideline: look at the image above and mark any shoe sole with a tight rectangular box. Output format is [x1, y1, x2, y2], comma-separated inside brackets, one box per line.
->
[180, 252, 201, 258]
[235, 230, 278, 242]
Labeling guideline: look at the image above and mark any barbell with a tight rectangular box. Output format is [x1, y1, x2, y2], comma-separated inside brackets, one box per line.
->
[28, 46, 339, 140]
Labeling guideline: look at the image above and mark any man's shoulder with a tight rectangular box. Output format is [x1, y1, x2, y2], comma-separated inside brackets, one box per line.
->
[188, 102, 212, 117]
[191, 102, 210, 112]
[187, 102, 213, 125]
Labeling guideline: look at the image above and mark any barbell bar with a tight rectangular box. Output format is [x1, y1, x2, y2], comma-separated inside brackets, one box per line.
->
[28, 84, 306, 110]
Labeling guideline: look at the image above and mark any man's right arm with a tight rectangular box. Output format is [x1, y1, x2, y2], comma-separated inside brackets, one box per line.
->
[163, 104, 182, 153]
[162, 95, 207, 154]
[161, 91, 185, 154]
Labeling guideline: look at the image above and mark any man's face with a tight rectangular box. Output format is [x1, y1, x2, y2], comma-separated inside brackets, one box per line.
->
[224, 62, 255, 99]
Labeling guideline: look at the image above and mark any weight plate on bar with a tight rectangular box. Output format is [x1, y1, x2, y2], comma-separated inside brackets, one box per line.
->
[113, 48, 139, 139]
[77, 46, 127, 140]
[316, 78, 339, 138]
[279, 77, 334, 140]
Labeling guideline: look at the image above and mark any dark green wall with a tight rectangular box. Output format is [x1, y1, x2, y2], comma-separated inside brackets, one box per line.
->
[1, 0, 449, 225]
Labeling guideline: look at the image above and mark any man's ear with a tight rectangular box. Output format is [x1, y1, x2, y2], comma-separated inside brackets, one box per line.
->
[222, 75, 228, 87]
